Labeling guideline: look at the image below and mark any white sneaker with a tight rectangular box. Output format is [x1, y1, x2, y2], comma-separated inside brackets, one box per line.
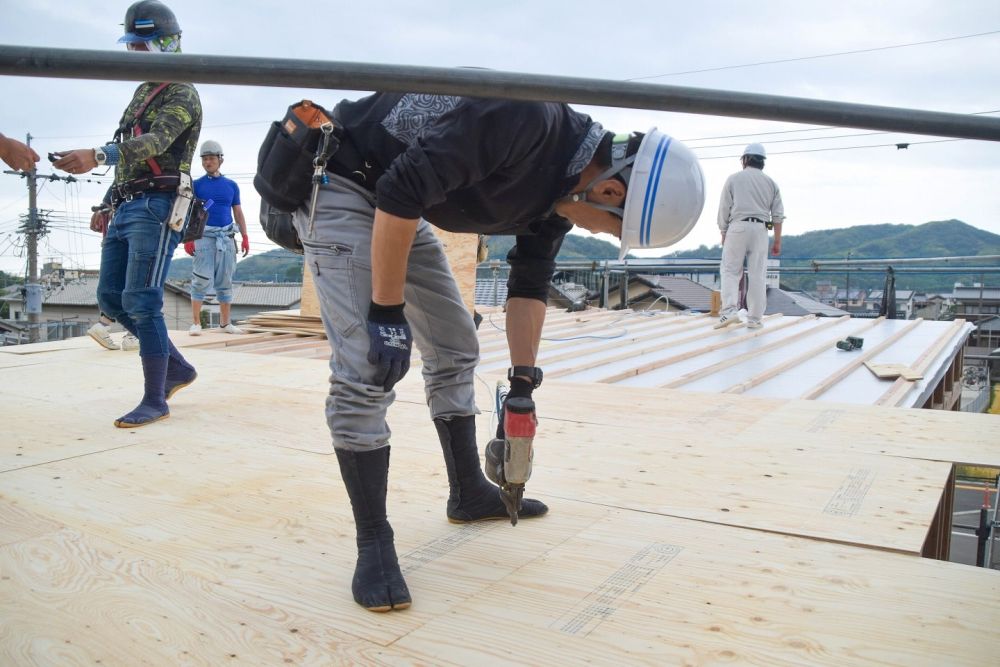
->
[189, 323, 203, 336]
[712, 314, 741, 330]
[120, 333, 140, 351]
[746, 321, 763, 330]
[220, 323, 246, 335]
[88, 322, 119, 350]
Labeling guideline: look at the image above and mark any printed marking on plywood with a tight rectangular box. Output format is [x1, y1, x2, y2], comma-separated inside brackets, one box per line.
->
[824, 468, 876, 517]
[553, 543, 682, 637]
[805, 409, 848, 433]
[686, 405, 732, 425]
[400, 523, 496, 573]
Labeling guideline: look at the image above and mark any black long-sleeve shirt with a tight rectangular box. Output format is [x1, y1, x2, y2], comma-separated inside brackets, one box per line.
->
[332, 93, 599, 301]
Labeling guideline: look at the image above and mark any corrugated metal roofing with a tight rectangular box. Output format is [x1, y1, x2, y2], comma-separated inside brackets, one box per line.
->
[475, 278, 508, 306]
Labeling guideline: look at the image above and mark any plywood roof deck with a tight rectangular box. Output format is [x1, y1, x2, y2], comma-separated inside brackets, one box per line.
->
[2, 337, 999, 665]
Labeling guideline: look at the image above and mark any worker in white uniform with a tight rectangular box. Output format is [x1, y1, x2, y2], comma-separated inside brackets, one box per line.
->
[715, 142, 784, 330]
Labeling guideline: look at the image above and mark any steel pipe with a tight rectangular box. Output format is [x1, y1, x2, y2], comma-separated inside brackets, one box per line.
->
[812, 255, 1000, 268]
[3, 46, 1000, 141]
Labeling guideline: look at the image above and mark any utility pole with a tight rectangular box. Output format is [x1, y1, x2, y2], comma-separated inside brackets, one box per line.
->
[844, 251, 851, 310]
[3, 132, 80, 344]
[24, 133, 42, 343]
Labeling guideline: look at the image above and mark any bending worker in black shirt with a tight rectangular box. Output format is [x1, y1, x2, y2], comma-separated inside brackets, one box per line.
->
[287, 93, 705, 612]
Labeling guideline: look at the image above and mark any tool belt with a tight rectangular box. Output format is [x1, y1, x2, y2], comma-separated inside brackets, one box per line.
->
[742, 216, 774, 230]
[254, 100, 341, 214]
[111, 174, 181, 205]
[326, 139, 382, 190]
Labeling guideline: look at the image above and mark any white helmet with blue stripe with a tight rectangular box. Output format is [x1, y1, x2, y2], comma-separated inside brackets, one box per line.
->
[615, 129, 705, 259]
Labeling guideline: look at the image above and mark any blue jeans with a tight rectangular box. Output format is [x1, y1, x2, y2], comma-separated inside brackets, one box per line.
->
[190, 223, 237, 302]
[97, 192, 179, 358]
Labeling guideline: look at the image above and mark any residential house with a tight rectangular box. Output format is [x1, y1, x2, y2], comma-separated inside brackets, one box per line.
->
[866, 289, 916, 319]
[2, 276, 191, 341]
[951, 284, 1000, 322]
[913, 293, 951, 320]
[603, 275, 715, 312]
[834, 288, 867, 309]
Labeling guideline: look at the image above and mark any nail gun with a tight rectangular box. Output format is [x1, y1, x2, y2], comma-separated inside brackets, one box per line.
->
[485, 381, 536, 526]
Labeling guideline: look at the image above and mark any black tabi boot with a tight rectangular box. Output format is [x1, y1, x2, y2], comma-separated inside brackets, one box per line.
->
[165, 340, 197, 400]
[434, 415, 548, 523]
[335, 447, 411, 612]
[114, 354, 170, 428]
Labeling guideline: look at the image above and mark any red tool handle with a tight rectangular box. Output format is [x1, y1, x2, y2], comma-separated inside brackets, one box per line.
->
[504, 396, 536, 439]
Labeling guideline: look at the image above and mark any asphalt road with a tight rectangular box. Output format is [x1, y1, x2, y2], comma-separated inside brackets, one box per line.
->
[949, 482, 998, 568]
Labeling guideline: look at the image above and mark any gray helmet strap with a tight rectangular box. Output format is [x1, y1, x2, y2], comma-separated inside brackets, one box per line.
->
[561, 151, 636, 219]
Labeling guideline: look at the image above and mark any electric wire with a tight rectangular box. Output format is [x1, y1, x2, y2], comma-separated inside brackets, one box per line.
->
[627, 29, 1000, 81]
[679, 109, 1000, 143]
[698, 136, 963, 159]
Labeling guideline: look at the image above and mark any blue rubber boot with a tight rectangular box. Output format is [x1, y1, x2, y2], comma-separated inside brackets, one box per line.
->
[165, 340, 197, 400]
[114, 355, 170, 428]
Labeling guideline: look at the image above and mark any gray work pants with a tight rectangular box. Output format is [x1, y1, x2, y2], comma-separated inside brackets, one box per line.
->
[720, 219, 769, 324]
[293, 176, 479, 452]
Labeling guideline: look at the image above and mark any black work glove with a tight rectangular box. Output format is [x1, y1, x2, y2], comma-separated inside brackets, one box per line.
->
[496, 377, 534, 440]
[366, 301, 412, 392]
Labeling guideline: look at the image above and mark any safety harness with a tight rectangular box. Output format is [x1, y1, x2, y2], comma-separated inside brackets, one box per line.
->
[110, 82, 183, 203]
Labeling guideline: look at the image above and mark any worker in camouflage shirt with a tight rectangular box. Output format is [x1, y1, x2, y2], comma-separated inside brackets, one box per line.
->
[109, 80, 201, 184]
[53, 1, 200, 429]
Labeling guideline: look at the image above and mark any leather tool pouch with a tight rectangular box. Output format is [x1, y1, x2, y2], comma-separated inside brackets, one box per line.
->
[181, 199, 209, 243]
[167, 173, 208, 242]
[254, 100, 340, 213]
[168, 173, 195, 232]
[259, 201, 303, 255]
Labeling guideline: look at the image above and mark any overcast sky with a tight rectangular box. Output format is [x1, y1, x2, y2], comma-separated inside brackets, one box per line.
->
[1, 0, 998, 275]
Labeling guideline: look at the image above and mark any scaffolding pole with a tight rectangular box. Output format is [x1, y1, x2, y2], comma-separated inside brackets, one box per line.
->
[3, 46, 1000, 141]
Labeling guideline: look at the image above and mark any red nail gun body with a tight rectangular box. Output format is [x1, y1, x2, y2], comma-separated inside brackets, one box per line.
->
[486, 388, 536, 526]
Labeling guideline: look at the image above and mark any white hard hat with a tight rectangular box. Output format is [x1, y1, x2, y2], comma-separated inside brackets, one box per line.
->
[742, 142, 766, 158]
[618, 129, 705, 259]
[199, 140, 224, 157]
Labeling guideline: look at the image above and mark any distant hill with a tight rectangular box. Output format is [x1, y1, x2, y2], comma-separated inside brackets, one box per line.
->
[663, 219, 1000, 292]
[169, 248, 304, 283]
[167, 232, 621, 283]
[167, 220, 999, 293]
[484, 233, 620, 261]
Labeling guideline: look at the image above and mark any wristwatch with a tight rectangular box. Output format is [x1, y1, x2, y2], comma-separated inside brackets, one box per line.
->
[93, 146, 107, 166]
[508, 366, 543, 389]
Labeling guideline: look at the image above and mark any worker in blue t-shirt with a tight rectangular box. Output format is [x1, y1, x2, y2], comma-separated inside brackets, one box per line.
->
[184, 140, 249, 334]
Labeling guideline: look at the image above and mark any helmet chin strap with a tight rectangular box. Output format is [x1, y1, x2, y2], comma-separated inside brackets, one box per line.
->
[561, 153, 636, 219]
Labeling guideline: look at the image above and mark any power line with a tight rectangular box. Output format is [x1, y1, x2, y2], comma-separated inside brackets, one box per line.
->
[628, 29, 1000, 81]
[679, 109, 1000, 143]
[697, 137, 962, 159]
[32, 118, 271, 141]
